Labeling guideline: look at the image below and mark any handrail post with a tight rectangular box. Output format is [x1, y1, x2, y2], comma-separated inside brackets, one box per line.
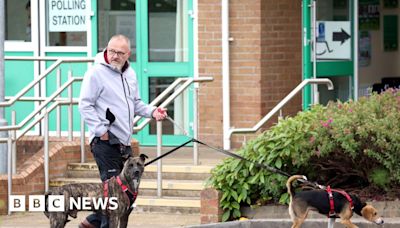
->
[328, 218, 335, 228]
[44, 108, 49, 192]
[56, 68, 61, 137]
[7, 130, 12, 215]
[11, 110, 16, 174]
[68, 70, 73, 141]
[157, 121, 163, 198]
[193, 84, 199, 165]
[80, 117, 85, 163]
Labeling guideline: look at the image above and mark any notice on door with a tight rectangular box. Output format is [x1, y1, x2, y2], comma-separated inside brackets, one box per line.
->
[316, 21, 351, 60]
[48, 0, 88, 32]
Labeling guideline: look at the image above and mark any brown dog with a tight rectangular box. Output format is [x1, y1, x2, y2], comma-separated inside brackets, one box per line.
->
[286, 175, 384, 228]
[44, 154, 147, 228]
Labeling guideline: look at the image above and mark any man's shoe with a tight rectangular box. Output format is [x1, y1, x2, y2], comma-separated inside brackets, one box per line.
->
[78, 219, 97, 228]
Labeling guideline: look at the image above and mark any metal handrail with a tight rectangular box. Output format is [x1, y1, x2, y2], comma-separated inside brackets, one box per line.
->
[133, 77, 213, 131]
[4, 77, 83, 215]
[226, 78, 333, 149]
[3, 56, 214, 213]
[2, 57, 94, 107]
[4, 96, 79, 102]
[0, 77, 82, 133]
[133, 77, 214, 129]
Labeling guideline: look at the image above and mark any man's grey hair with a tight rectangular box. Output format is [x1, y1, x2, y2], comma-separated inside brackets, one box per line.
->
[108, 34, 131, 49]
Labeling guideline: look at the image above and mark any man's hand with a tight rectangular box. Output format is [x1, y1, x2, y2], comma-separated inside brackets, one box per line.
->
[152, 107, 168, 121]
[100, 132, 109, 140]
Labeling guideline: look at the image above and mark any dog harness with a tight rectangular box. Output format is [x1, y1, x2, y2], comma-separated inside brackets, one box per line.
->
[103, 176, 138, 209]
[326, 185, 354, 217]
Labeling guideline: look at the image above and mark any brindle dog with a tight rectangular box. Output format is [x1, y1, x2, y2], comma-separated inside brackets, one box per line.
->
[44, 154, 147, 228]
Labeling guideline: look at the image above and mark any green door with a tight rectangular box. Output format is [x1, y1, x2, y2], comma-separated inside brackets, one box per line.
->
[97, 0, 194, 146]
[302, 0, 357, 108]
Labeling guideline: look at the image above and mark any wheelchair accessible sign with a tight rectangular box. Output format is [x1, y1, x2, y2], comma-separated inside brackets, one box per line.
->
[316, 21, 351, 60]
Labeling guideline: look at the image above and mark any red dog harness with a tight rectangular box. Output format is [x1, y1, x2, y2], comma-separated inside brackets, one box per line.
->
[103, 176, 138, 209]
[326, 185, 354, 217]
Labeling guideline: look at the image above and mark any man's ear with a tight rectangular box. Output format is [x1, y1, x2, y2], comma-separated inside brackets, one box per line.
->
[139, 154, 148, 162]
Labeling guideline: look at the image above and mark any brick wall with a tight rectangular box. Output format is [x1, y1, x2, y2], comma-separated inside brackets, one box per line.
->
[198, 0, 224, 145]
[198, 0, 302, 148]
[260, 0, 302, 123]
[229, 0, 263, 148]
[200, 188, 223, 223]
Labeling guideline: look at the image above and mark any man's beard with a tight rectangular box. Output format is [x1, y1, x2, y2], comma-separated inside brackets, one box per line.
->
[110, 61, 124, 71]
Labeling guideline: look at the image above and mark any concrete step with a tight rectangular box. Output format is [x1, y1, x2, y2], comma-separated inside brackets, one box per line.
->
[67, 163, 213, 180]
[49, 177, 202, 214]
[135, 196, 200, 214]
[49, 177, 205, 197]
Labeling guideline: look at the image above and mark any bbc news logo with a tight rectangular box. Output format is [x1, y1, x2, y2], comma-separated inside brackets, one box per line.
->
[9, 195, 118, 212]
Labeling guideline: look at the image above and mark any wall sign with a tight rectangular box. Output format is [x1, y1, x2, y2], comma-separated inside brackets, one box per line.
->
[48, 0, 88, 32]
[316, 21, 351, 60]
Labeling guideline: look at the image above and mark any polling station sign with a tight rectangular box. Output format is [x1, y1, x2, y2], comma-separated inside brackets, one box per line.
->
[48, 0, 88, 32]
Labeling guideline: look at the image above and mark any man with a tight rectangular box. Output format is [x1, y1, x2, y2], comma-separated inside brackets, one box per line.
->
[78, 34, 167, 228]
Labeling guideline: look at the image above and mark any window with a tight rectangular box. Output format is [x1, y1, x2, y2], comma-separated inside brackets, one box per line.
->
[5, 0, 31, 41]
[148, 0, 188, 62]
[149, 77, 188, 135]
[46, 0, 87, 46]
[98, 0, 137, 61]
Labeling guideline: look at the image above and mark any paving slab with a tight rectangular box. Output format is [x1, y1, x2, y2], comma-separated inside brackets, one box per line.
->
[0, 211, 200, 228]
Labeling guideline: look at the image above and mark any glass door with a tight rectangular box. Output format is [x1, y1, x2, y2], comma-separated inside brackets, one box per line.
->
[97, 0, 194, 146]
[137, 0, 194, 146]
[302, 0, 357, 108]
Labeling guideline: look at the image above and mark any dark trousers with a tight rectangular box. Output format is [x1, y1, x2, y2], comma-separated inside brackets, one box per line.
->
[85, 137, 132, 228]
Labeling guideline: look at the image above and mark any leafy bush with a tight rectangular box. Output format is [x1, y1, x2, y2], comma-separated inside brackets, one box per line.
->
[207, 89, 400, 221]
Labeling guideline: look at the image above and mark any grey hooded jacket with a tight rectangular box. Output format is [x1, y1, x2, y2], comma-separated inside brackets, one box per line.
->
[79, 51, 155, 145]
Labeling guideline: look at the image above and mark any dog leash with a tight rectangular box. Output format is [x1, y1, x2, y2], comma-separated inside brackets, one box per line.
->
[163, 116, 324, 189]
[144, 138, 194, 166]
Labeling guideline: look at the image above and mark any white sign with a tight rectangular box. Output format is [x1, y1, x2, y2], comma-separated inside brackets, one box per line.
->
[316, 21, 351, 60]
[48, 0, 88, 32]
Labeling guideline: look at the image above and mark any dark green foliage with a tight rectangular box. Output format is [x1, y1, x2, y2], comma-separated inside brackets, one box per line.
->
[207, 90, 400, 221]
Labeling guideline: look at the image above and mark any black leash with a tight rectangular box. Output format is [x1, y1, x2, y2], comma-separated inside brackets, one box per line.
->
[144, 117, 324, 189]
[192, 138, 291, 177]
[144, 138, 194, 166]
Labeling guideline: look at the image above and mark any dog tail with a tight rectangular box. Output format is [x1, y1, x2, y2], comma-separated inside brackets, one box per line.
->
[286, 175, 307, 197]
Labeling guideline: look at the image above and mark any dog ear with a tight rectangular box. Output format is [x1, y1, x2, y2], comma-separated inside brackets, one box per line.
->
[106, 108, 116, 125]
[139, 154, 148, 161]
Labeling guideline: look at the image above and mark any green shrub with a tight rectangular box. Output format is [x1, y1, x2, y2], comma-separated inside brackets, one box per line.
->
[207, 89, 400, 221]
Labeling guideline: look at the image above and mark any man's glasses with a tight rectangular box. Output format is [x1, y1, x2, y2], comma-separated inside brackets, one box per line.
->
[108, 49, 126, 57]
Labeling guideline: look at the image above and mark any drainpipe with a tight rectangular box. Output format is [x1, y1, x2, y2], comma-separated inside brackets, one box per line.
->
[222, 0, 231, 150]
[192, 0, 199, 165]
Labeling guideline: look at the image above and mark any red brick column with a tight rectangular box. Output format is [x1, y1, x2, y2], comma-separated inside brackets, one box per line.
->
[200, 188, 223, 224]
